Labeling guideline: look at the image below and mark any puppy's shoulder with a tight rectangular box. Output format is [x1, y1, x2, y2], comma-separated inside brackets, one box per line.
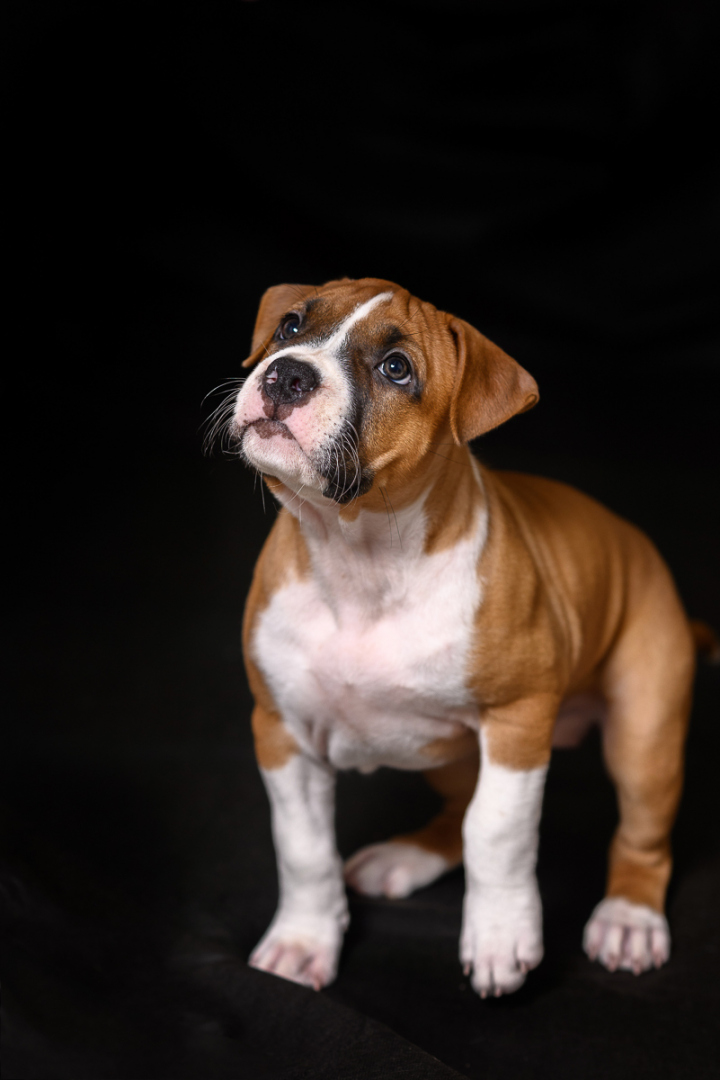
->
[243, 510, 310, 638]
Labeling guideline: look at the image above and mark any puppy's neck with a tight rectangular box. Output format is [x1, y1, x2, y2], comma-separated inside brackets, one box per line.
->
[272, 442, 480, 545]
[265, 444, 485, 619]
[269, 476, 429, 558]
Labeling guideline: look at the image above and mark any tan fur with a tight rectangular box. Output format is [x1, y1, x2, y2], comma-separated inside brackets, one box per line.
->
[421, 442, 484, 555]
[448, 317, 538, 443]
[250, 705, 301, 771]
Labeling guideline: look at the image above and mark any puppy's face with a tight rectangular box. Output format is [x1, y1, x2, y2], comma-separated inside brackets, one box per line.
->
[231, 277, 537, 508]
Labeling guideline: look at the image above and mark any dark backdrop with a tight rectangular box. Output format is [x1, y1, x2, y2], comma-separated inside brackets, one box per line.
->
[4, 2, 719, 1078]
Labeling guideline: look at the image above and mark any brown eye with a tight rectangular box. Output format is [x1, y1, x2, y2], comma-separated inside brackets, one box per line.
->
[278, 313, 302, 340]
[378, 352, 412, 385]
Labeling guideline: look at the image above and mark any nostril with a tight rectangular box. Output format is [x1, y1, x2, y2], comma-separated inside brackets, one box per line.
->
[263, 357, 319, 404]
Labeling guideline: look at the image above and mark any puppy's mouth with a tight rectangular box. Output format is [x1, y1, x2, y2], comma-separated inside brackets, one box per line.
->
[240, 414, 373, 505]
[239, 415, 313, 486]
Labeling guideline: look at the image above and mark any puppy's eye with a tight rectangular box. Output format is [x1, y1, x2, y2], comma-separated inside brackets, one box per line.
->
[278, 313, 302, 340]
[378, 352, 412, 385]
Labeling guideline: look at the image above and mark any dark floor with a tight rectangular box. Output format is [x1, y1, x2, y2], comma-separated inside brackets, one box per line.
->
[4, 3, 720, 1077]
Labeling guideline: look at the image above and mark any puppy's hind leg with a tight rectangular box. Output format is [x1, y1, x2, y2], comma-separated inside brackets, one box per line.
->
[584, 594, 695, 974]
[344, 753, 479, 899]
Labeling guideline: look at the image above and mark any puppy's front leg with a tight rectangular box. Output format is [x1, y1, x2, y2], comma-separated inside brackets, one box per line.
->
[249, 730, 348, 990]
[461, 699, 555, 997]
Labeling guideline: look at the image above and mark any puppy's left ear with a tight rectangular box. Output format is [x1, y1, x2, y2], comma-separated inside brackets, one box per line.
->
[242, 284, 317, 367]
[448, 316, 539, 444]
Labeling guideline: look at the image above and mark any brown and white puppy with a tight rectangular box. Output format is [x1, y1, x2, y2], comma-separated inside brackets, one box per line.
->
[228, 276, 698, 998]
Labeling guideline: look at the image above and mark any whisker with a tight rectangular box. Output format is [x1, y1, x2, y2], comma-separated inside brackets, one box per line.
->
[379, 487, 394, 548]
[340, 421, 362, 501]
[385, 488, 403, 550]
[337, 433, 350, 501]
[284, 482, 307, 524]
[201, 376, 244, 405]
[426, 448, 468, 468]
[259, 470, 266, 514]
[201, 389, 242, 456]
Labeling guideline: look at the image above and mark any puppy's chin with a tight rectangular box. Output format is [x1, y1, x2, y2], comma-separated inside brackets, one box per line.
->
[241, 422, 323, 493]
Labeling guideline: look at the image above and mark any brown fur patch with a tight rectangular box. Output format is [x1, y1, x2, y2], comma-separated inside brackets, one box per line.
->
[481, 695, 559, 770]
[251, 704, 301, 771]
[447, 316, 538, 443]
[421, 728, 479, 765]
[606, 836, 672, 911]
[422, 445, 482, 555]
[242, 508, 311, 769]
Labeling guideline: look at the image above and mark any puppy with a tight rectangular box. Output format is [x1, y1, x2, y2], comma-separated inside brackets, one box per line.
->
[228, 277, 699, 997]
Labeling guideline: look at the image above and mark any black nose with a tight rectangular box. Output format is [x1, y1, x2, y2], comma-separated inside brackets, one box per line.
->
[263, 357, 320, 405]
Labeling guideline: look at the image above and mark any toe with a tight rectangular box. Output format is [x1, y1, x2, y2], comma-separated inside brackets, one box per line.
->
[627, 926, 651, 974]
[583, 897, 671, 975]
[601, 922, 625, 971]
[651, 925, 670, 967]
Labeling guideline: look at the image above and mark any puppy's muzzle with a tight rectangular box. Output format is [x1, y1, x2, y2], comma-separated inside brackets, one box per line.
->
[263, 357, 320, 406]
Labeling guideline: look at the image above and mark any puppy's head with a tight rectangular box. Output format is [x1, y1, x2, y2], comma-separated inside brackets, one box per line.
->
[231, 278, 538, 507]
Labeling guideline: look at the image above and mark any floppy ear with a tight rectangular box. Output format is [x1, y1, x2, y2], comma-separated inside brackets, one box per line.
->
[448, 316, 539, 444]
[242, 284, 317, 368]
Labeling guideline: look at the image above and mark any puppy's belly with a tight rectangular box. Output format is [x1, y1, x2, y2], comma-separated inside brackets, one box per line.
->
[252, 580, 480, 771]
[322, 706, 477, 772]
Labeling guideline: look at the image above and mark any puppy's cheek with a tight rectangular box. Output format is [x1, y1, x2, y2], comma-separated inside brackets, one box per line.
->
[285, 418, 329, 456]
[285, 398, 345, 454]
[358, 398, 414, 473]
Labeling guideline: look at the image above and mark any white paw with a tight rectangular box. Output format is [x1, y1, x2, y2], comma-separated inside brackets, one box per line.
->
[460, 883, 543, 997]
[344, 841, 450, 899]
[249, 914, 345, 990]
[583, 896, 670, 973]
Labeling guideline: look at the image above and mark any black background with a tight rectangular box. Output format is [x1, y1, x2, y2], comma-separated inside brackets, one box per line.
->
[4, 2, 719, 1077]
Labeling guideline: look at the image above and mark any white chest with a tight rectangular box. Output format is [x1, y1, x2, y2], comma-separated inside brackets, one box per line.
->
[251, 528, 485, 771]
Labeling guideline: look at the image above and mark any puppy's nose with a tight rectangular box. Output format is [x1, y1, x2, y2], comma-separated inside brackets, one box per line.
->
[263, 357, 320, 405]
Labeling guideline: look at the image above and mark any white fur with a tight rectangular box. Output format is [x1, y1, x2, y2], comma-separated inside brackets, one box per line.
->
[248, 478, 491, 990]
[317, 291, 394, 353]
[249, 754, 348, 990]
[251, 494, 487, 773]
[344, 841, 452, 898]
[460, 728, 548, 996]
[583, 897, 670, 973]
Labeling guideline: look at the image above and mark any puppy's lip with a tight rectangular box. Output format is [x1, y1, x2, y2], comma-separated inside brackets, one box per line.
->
[246, 418, 296, 442]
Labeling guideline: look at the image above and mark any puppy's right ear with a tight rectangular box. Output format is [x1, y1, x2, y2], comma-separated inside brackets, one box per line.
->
[242, 284, 317, 367]
[448, 316, 539, 443]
